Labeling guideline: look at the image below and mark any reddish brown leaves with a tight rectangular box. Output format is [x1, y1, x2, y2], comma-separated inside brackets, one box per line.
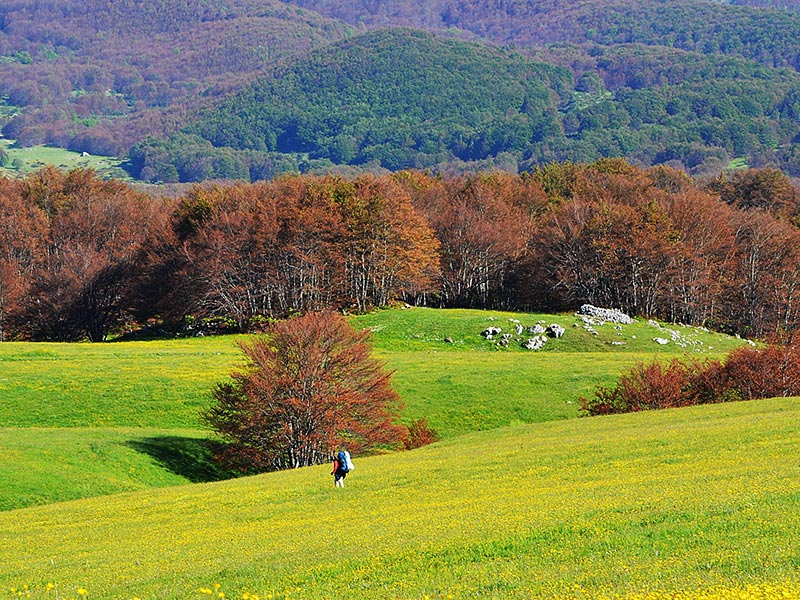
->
[5, 162, 800, 340]
[204, 310, 406, 471]
[581, 339, 800, 415]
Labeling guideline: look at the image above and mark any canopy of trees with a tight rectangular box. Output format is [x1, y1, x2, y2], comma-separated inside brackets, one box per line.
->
[3, 163, 800, 342]
[288, 0, 800, 70]
[133, 29, 800, 182]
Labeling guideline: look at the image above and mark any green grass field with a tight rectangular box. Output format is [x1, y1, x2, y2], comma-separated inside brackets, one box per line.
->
[0, 337, 244, 428]
[0, 137, 131, 180]
[3, 307, 796, 599]
[1, 398, 798, 599]
[0, 309, 749, 510]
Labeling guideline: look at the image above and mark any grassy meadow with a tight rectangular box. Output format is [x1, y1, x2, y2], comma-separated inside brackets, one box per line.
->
[1, 398, 798, 599]
[2, 307, 797, 598]
[0, 138, 130, 180]
[0, 309, 749, 510]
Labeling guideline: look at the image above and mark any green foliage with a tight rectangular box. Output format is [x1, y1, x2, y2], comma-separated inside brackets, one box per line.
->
[553, 46, 800, 171]
[185, 28, 570, 174]
[294, 0, 800, 71]
[0, 0, 351, 159]
[142, 27, 800, 180]
[5, 0, 800, 179]
[128, 134, 271, 183]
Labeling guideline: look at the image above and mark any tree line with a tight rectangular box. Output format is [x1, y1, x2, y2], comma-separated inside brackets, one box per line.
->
[1, 160, 799, 342]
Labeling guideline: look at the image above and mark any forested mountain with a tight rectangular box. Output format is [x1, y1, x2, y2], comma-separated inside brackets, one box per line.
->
[721, 0, 800, 9]
[130, 28, 800, 182]
[287, 0, 800, 68]
[130, 29, 572, 181]
[3, 0, 800, 181]
[0, 0, 350, 156]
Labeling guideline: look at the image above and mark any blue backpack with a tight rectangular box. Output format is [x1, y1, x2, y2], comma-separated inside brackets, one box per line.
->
[337, 450, 349, 472]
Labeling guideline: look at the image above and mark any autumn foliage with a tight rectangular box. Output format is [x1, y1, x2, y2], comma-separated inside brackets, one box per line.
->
[203, 311, 406, 472]
[3, 162, 800, 341]
[580, 339, 800, 416]
[402, 417, 441, 450]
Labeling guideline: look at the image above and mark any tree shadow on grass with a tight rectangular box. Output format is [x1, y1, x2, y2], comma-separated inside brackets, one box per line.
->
[126, 436, 240, 483]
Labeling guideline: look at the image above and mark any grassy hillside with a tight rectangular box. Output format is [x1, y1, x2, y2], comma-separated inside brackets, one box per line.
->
[0, 336, 242, 428]
[1, 397, 798, 598]
[0, 308, 749, 511]
[353, 308, 749, 434]
[0, 308, 745, 430]
[0, 138, 130, 180]
[0, 427, 231, 511]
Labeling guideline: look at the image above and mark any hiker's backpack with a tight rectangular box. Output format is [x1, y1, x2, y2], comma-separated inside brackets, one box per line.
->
[343, 450, 354, 471]
[337, 450, 349, 472]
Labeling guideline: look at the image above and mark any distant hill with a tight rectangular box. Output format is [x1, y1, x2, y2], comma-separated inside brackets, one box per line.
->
[171, 29, 570, 174]
[285, 0, 800, 69]
[130, 28, 800, 182]
[0, 0, 350, 155]
[4, 0, 800, 180]
[725, 0, 800, 8]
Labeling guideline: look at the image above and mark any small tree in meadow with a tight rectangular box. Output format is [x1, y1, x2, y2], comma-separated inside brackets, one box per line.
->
[204, 310, 406, 472]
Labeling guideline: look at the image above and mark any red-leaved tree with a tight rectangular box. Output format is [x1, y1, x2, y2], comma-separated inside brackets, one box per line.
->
[204, 310, 406, 472]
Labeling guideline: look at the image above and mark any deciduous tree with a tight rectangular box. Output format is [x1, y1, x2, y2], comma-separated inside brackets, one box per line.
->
[22, 168, 157, 341]
[204, 311, 406, 472]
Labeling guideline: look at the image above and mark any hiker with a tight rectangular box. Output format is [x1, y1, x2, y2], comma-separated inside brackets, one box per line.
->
[332, 449, 353, 488]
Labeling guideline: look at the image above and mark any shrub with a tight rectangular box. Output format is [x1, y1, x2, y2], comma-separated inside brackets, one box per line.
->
[402, 418, 440, 450]
[581, 339, 800, 416]
[723, 342, 800, 400]
[580, 359, 707, 415]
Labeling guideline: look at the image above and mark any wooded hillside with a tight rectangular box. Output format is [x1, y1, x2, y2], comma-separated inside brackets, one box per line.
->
[132, 28, 800, 182]
[3, 161, 799, 341]
[288, 0, 800, 69]
[3, 0, 800, 180]
[0, 0, 349, 155]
